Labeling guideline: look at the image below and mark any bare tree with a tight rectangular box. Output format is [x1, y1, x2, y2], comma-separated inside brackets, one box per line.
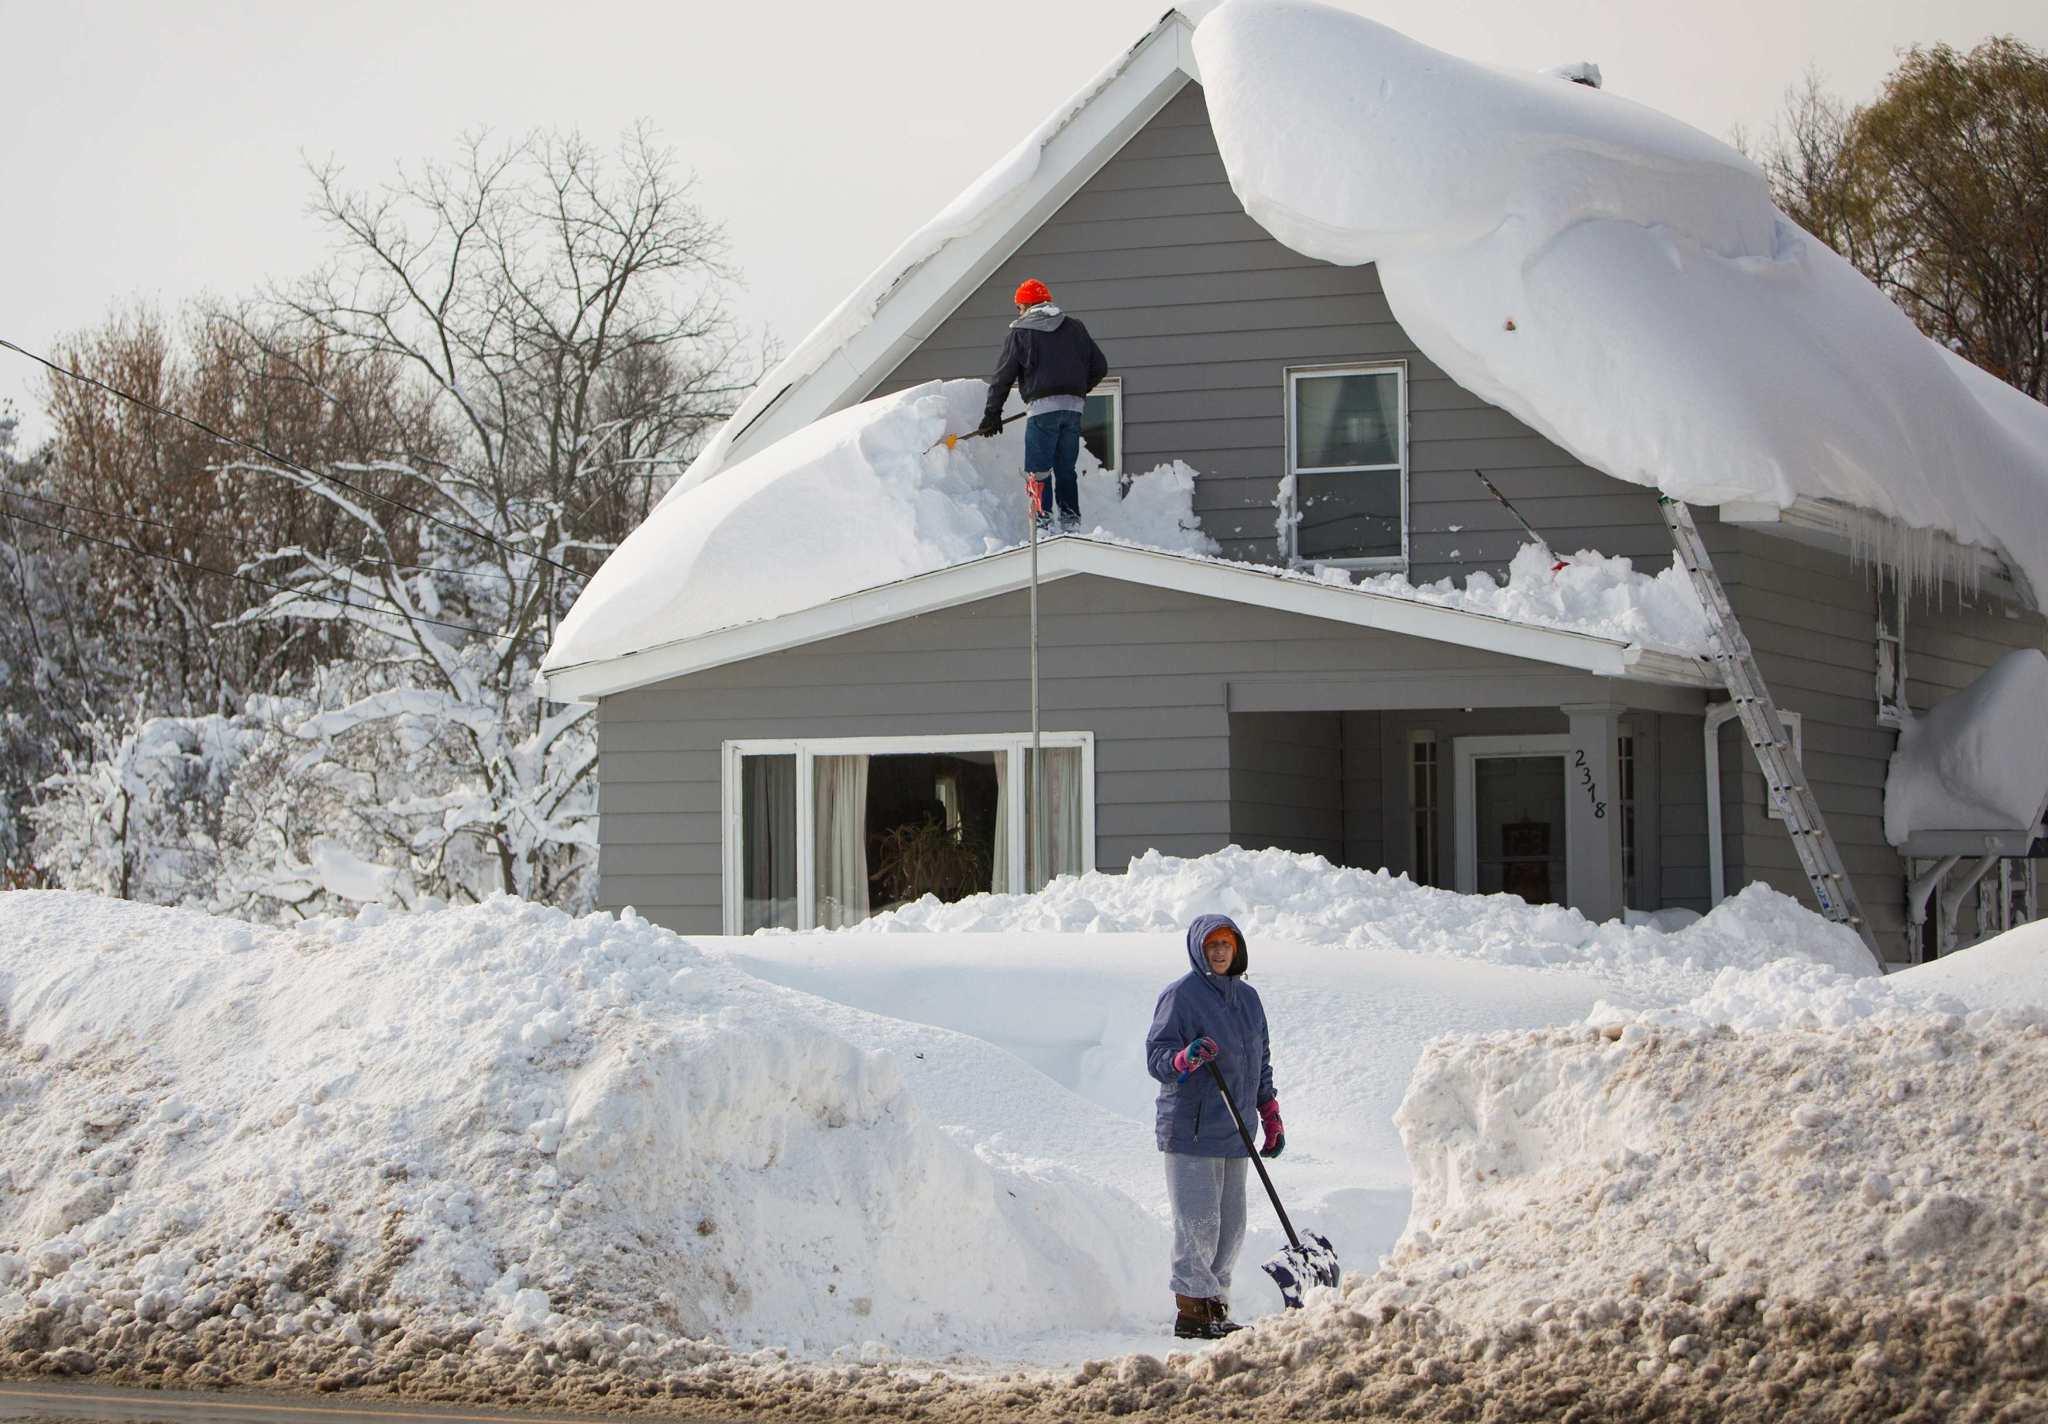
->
[1756, 41, 2048, 400]
[227, 124, 756, 905]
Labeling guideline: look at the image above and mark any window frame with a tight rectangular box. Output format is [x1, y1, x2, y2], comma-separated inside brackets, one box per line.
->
[1282, 360, 1409, 572]
[1082, 375, 1122, 475]
[720, 732, 1096, 934]
[1408, 730, 1440, 887]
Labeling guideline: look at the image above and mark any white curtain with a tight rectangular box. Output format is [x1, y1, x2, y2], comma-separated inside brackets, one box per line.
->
[813, 754, 870, 929]
[1026, 746, 1085, 890]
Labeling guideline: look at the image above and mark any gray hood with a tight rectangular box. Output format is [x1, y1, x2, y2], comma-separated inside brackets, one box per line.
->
[1009, 302, 1066, 332]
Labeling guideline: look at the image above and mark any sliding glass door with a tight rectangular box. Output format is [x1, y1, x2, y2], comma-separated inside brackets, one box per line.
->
[725, 734, 1093, 933]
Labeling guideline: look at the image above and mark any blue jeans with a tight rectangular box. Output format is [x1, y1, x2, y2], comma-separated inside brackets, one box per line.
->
[1023, 409, 1082, 524]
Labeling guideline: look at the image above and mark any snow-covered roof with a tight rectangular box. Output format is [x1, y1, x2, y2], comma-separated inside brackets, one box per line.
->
[542, 379, 1716, 699]
[545, 525, 1714, 703]
[1884, 649, 2048, 852]
[665, 0, 2048, 602]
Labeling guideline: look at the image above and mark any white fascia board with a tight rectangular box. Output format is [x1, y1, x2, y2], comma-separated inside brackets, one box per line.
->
[715, 16, 1200, 469]
[1719, 496, 2033, 607]
[544, 539, 1719, 701]
[541, 551, 1079, 702]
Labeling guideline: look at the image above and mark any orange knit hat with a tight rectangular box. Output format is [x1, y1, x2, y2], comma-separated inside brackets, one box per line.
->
[1013, 278, 1052, 307]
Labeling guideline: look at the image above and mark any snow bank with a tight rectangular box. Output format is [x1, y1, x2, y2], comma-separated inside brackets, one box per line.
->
[855, 845, 1874, 1004]
[1884, 648, 2048, 845]
[0, 891, 1159, 1363]
[547, 380, 1212, 670]
[1894, 917, 2048, 1013]
[1371, 1017, 2048, 1329]
[1193, 0, 2048, 595]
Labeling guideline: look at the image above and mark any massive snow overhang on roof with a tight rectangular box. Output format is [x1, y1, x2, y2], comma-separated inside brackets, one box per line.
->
[668, 0, 2048, 603]
[542, 535, 1717, 702]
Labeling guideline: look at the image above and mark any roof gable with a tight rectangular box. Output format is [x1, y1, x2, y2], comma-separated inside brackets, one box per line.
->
[671, 10, 1202, 491]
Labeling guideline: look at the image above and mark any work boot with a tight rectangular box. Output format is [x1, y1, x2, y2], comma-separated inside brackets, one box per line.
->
[1173, 1293, 1227, 1340]
[1207, 1298, 1244, 1335]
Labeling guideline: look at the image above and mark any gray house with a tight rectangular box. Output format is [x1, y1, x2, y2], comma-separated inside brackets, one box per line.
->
[544, 10, 2047, 963]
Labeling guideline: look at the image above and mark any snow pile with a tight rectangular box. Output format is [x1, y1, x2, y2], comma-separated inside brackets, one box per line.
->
[547, 380, 1213, 669]
[1895, 917, 2048, 1012]
[1193, 0, 2048, 595]
[1367, 1015, 2048, 1330]
[1341, 542, 1709, 654]
[1884, 647, 2048, 845]
[855, 846, 1874, 1003]
[0, 891, 1160, 1367]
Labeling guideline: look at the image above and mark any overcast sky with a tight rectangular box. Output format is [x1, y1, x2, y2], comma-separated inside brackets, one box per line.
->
[5, 0, 2045, 445]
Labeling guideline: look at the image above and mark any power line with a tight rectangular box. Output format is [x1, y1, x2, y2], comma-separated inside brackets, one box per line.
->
[0, 484, 536, 588]
[1, 335, 587, 581]
[0, 505, 546, 648]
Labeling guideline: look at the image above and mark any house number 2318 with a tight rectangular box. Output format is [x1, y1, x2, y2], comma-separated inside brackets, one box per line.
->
[1573, 749, 1608, 819]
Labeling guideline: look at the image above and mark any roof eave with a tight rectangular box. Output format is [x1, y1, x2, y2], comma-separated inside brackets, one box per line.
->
[540, 539, 1718, 703]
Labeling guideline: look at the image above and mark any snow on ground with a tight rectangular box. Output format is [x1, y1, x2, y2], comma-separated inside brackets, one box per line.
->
[0, 890, 1162, 1367]
[1884, 647, 2048, 845]
[855, 845, 1874, 1004]
[1194, 1, 2048, 597]
[546, 380, 1211, 670]
[712, 930, 1618, 1306]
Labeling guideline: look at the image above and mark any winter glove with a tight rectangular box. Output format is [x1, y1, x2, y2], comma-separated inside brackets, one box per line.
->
[1171, 1036, 1220, 1077]
[1259, 1098, 1285, 1159]
[975, 412, 1004, 438]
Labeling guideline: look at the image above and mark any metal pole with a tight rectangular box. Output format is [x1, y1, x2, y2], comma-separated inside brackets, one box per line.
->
[1029, 483, 1043, 889]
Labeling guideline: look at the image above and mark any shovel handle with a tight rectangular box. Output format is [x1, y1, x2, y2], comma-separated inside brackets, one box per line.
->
[1202, 1055, 1304, 1254]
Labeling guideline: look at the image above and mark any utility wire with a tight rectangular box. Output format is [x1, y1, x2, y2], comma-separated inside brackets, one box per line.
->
[0, 506, 546, 648]
[1, 335, 587, 581]
[0, 484, 537, 587]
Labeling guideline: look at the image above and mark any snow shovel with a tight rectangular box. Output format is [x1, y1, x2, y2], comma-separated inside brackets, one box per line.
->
[1203, 1056, 1340, 1308]
[924, 410, 1023, 453]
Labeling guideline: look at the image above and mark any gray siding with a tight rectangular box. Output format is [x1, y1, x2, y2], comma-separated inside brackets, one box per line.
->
[598, 574, 1627, 935]
[1341, 712, 1385, 870]
[1723, 531, 2048, 959]
[1228, 712, 1344, 859]
[869, 82, 1674, 580]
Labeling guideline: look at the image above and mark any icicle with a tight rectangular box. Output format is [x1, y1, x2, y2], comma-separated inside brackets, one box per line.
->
[1837, 504, 1982, 607]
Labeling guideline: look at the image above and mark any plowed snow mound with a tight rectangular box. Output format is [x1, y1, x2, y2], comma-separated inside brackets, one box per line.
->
[858, 846, 1876, 1003]
[0, 892, 1158, 1361]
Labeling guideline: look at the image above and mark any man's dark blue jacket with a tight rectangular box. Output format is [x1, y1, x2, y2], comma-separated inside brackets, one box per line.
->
[980, 303, 1110, 427]
[1144, 914, 1274, 1157]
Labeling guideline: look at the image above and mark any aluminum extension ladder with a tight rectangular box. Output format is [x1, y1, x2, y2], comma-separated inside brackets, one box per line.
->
[1659, 497, 1879, 954]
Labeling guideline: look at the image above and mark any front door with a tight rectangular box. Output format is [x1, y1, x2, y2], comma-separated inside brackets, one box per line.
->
[1454, 735, 1570, 904]
[1473, 756, 1567, 904]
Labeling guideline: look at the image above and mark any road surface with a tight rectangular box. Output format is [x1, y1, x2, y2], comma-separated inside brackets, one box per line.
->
[0, 1382, 715, 1424]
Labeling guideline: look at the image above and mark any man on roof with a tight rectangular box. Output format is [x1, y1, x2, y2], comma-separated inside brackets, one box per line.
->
[976, 279, 1111, 534]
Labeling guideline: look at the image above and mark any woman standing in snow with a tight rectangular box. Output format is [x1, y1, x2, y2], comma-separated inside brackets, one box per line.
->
[1145, 913, 1283, 1340]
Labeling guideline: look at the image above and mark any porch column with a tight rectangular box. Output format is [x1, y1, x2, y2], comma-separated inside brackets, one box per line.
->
[1562, 702, 1626, 923]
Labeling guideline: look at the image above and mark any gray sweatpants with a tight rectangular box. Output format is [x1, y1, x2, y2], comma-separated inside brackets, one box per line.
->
[1165, 1152, 1248, 1299]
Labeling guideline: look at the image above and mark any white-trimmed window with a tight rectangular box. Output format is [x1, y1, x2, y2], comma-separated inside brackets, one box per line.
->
[1875, 569, 1907, 727]
[1408, 730, 1440, 887]
[1284, 362, 1407, 569]
[1081, 376, 1122, 473]
[721, 733, 1095, 934]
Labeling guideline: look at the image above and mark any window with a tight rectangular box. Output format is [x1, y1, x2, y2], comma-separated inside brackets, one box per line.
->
[1284, 363, 1406, 567]
[1763, 711, 1805, 822]
[723, 734, 1094, 933]
[1875, 569, 1907, 727]
[1618, 733, 1637, 906]
[1081, 377, 1121, 473]
[1408, 731, 1440, 887]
